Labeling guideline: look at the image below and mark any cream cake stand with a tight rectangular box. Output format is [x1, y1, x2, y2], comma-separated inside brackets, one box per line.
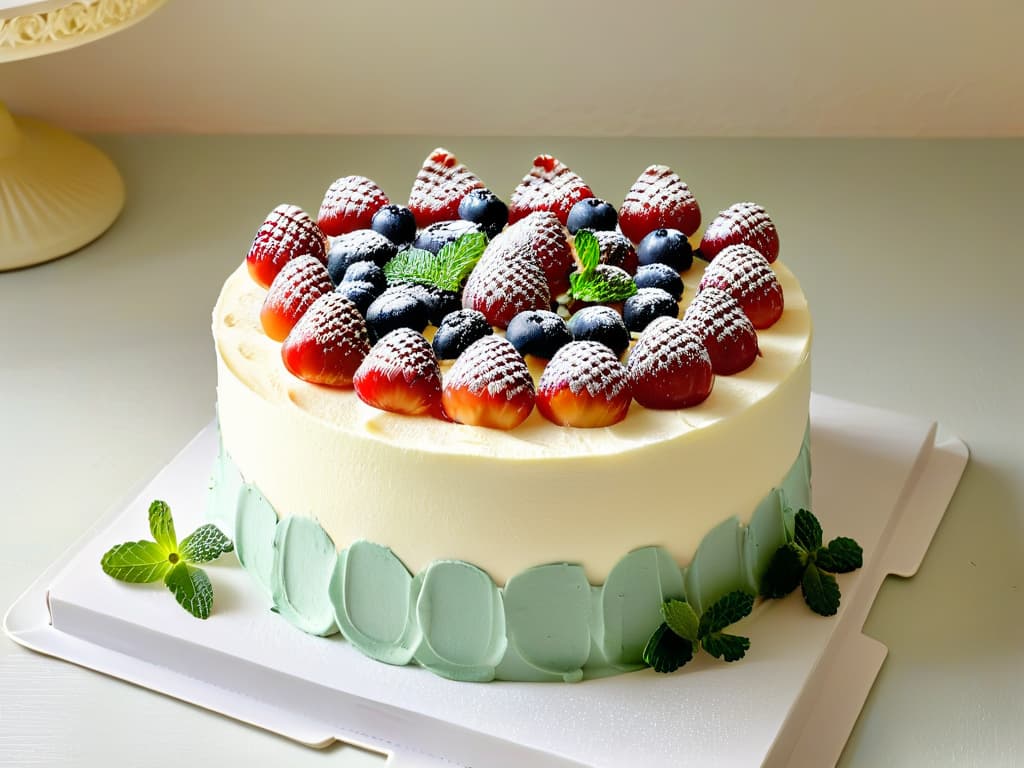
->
[0, 0, 165, 270]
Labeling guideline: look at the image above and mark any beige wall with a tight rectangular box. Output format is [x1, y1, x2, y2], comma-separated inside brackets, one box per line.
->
[2, 0, 1021, 136]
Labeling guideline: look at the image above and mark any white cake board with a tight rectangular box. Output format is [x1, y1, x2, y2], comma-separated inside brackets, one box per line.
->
[4, 394, 967, 768]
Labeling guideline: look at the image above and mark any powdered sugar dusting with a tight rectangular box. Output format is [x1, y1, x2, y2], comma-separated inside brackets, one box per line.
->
[408, 148, 484, 226]
[317, 176, 389, 237]
[698, 244, 782, 308]
[289, 292, 370, 355]
[508, 154, 593, 225]
[249, 204, 329, 282]
[594, 230, 638, 274]
[445, 335, 535, 401]
[619, 165, 701, 240]
[264, 254, 333, 320]
[361, 328, 441, 387]
[626, 317, 710, 380]
[461, 234, 551, 328]
[701, 202, 779, 263]
[538, 341, 630, 400]
[503, 210, 575, 295]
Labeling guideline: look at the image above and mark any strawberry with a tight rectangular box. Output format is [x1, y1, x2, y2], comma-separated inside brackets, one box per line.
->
[697, 244, 784, 329]
[281, 293, 371, 387]
[537, 341, 632, 427]
[626, 317, 714, 409]
[317, 176, 390, 237]
[246, 204, 329, 289]
[618, 165, 701, 243]
[353, 328, 443, 417]
[461, 232, 551, 329]
[407, 148, 484, 228]
[508, 154, 594, 226]
[441, 336, 536, 429]
[504, 211, 575, 297]
[699, 202, 779, 264]
[260, 255, 334, 342]
[682, 287, 759, 375]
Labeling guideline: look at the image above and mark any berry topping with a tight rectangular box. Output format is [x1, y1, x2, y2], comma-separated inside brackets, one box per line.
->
[413, 219, 484, 255]
[682, 287, 759, 375]
[353, 328, 443, 417]
[697, 244, 784, 329]
[326, 230, 398, 283]
[394, 282, 461, 326]
[408, 148, 484, 228]
[365, 284, 431, 341]
[260, 255, 334, 342]
[504, 211, 575, 297]
[699, 202, 779, 264]
[508, 154, 594, 226]
[567, 305, 631, 357]
[505, 309, 573, 360]
[246, 204, 328, 289]
[441, 335, 536, 430]
[458, 188, 509, 239]
[281, 293, 370, 387]
[317, 176, 390, 237]
[432, 309, 493, 360]
[593, 230, 639, 275]
[626, 317, 714, 409]
[634, 263, 684, 301]
[370, 204, 417, 245]
[618, 165, 701, 243]
[334, 280, 380, 316]
[566, 197, 618, 235]
[637, 228, 693, 272]
[622, 287, 679, 333]
[536, 341, 632, 428]
[341, 260, 387, 293]
[461, 233, 551, 329]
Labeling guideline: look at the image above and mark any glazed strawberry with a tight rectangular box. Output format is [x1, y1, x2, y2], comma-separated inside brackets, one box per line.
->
[682, 287, 759, 375]
[618, 165, 701, 243]
[442, 336, 536, 429]
[537, 341, 632, 427]
[461, 233, 551, 328]
[246, 204, 329, 288]
[699, 202, 779, 264]
[626, 317, 714, 409]
[504, 211, 575, 296]
[353, 328, 443, 417]
[317, 176, 390, 237]
[508, 154, 594, 226]
[281, 293, 371, 387]
[260, 255, 334, 341]
[408, 148, 484, 228]
[698, 244, 784, 329]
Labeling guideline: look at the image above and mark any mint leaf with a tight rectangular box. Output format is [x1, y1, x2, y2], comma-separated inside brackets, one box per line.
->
[642, 622, 695, 673]
[101, 541, 173, 583]
[661, 599, 699, 641]
[434, 231, 487, 290]
[793, 509, 822, 552]
[574, 229, 600, 272]
[148, 500, 177, 555]
[383, 247, 440, 287]
[164, 562, 213, 619]
[179, 524, 234, 564]
[801, 563, 840, 616]
[816, 537, 863, 574]
[568, 265, 638, 302]
[760, 542, 806, 598]
[701, 632, 751, 662]
[698, 590, 755, 638]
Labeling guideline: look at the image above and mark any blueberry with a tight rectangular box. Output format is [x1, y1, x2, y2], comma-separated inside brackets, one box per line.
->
[637, 228, 693, 272]
[371, 204, 417, 245]
[327, 229, 398, 283]
[622, 288, 679, 333]
[567, 306, 631, 358]
[432, 309, 493, 360]
[458, 189, 509, 239]
[413, 220, 483, 254]
[365, 285, 431, 341]
[505, 310, 573, 360]
[566, 198, 618, 235]
[335, 280, 380, 316]
[341, 260, 387, 293]
[393, 282, 461, 326]
[634, 263, 684, 301]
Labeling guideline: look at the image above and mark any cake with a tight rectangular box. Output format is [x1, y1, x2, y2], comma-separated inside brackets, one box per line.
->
[207, 149, 814, 682]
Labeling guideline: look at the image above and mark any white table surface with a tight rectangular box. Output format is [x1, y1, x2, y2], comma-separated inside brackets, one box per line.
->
[1, 136, 1021, 767]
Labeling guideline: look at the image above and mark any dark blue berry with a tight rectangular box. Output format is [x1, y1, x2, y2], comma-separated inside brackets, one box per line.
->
[634, 263, 684, 301]
[365, 285, 431, 341]
[370, 204, 417, 245]
[327, 229, 398, 283]
[622, 288, 679, 333]
[393, 282, 460, 326]
[505, 310, 573, 360]
[432, 309, 493, 360]
[636, 228, 693, 272]
[566, 197, 618, 235]
[458, 189, 509, 239]
[334, 280, 380, 316]
[342, 260, 387, 293]
[567, 306, 631, 357]
[413, 219, 483, 254]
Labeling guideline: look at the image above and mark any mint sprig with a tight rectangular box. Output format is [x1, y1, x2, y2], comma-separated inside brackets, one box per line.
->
[760, 509, 863, 616]
[383, 231, 487, 292]
[567, 230, 638, 303]
[642, 590, 754, 673]
[101, 500, 233, 620]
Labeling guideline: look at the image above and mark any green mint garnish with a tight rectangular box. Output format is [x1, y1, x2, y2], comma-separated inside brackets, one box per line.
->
[383, 232, 488, 292]
[760, 508, 863, 616]
[574, 229, 601, 272]
[661, 596, 700, 642]
[567, 229, 638, 303]
[101, 500, 233, 620]
[643, 623, 694, 673]
[642, 590, 754, 673]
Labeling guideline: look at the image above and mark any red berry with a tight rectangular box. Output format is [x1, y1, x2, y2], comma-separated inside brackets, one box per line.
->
[503, 211, 575, 297]
[281, 293, 371, 387]
[317, 176, 390, 237]
[594, 230, 639, 275]
[508, 154, 594, 226]
[246, 204, 329, 289]
[699, 202, 779, 264]
[461, 233, 551, 329]
[408, 148, 484, 228]
[626, 317, 714, 409]
[697, 244, 784, 329]
[441, 336, 536, 429]
[260, 255, 334, 342]
[682, 287, 759, 375]
[353, 328, 443, 417]
[537, 341, 632, 427]
[618, 165, 701, 243]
